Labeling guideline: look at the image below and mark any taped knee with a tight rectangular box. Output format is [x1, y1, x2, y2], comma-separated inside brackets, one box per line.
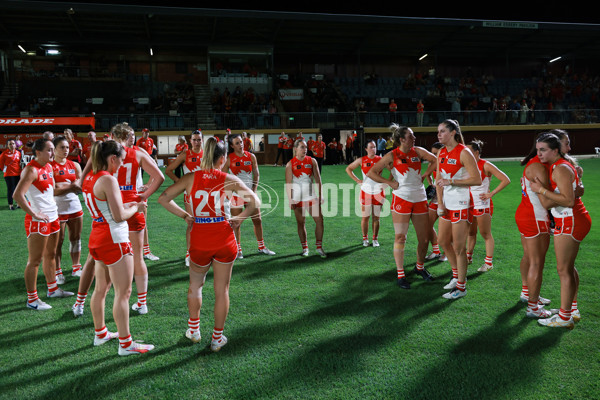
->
[70, 240, 81, 253]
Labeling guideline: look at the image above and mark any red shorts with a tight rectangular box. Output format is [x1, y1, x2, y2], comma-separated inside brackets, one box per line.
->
[189, 221, 238, 267]
[391, 195, 428, 215]
[428, 201, 438, 211]
[516, 216, 549, 238]
[553, 213, 591, 242]
[59, 210, 84, 222]
[293, 199, 317, 208]
[25, 215, 60, 237]
[440, 208, 473, 224]
[360, 190, 385, 206]
[127, 212, 146, 232]
[472, 205, 494, 217]
[89, 242, 133, 266]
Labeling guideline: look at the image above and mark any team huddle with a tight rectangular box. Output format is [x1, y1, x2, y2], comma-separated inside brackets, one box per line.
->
[8, 119, 590, 356]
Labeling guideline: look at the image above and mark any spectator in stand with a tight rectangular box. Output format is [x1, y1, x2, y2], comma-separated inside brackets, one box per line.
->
[417, 100, 425, 127]
[389, 99, 398, 123]
[520, 100, 529, 124]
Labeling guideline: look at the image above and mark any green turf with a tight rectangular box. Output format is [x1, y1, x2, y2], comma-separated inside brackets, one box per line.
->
[1, 158, 599, 400]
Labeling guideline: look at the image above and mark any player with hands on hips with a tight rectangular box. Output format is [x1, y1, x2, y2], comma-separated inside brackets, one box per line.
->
[159, 137, 260, 351]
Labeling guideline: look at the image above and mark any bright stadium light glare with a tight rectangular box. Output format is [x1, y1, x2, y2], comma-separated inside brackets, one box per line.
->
[419, 54, 428, 61]
[549, 56, 562, 63]
[18, 45, 27, 53]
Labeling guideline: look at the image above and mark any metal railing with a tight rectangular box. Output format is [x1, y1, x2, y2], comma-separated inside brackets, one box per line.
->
[3, 109, 599, 132]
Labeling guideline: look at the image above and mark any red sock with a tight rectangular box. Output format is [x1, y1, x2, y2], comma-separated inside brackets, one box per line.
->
[95, 326, 108, 340]
[119, 335, 133, 348]
[137, 291, 147, 307]
[212, 327, 223, 342]
[27, 290, 39, 303]
[75, 292, 87, 306]
[558, 308, 572, 321]
[47, 280, 58, 294]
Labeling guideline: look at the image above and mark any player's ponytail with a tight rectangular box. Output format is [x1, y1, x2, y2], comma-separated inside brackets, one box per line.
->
[468, 139, 484, 155]
[389, 123, 411, 147]
[91, 140, 124, 174]
[201, 137, 227, 170]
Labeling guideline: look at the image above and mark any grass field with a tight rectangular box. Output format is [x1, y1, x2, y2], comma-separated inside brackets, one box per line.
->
[1, 157, 599, 400]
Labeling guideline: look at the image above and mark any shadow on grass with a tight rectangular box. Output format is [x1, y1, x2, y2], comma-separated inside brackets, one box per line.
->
[236, 245, 367, 280]
[398, 303, 567, 399]
[216, 270, 457, 398]
[0, 308, 93, 344]
[23, 342, 209, 399]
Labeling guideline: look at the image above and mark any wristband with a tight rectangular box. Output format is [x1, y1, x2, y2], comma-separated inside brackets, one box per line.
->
[437, 208, 445, 217]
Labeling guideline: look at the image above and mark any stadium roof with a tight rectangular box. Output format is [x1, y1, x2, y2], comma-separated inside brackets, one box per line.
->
[1, 1, 600, 62]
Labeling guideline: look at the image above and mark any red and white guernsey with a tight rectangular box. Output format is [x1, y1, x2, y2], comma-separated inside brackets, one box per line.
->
[390, 147, 426, 202]
[470, 158, 491, 209]
[189, 169, 229, 223]
[290, 156, 315, 202]
[228, 151, 253, 189]
[183, 149, 203, 174]
[115, 147, 142, 203]
[549, 159, 587, 219]
[82, 171, 129, 244]
[438, 144, 470, 210]
[26, 159, 58, 222]
[516, 156, 549, 223]
[52, 159, 83, 215]
[361, 155, 384, 195]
